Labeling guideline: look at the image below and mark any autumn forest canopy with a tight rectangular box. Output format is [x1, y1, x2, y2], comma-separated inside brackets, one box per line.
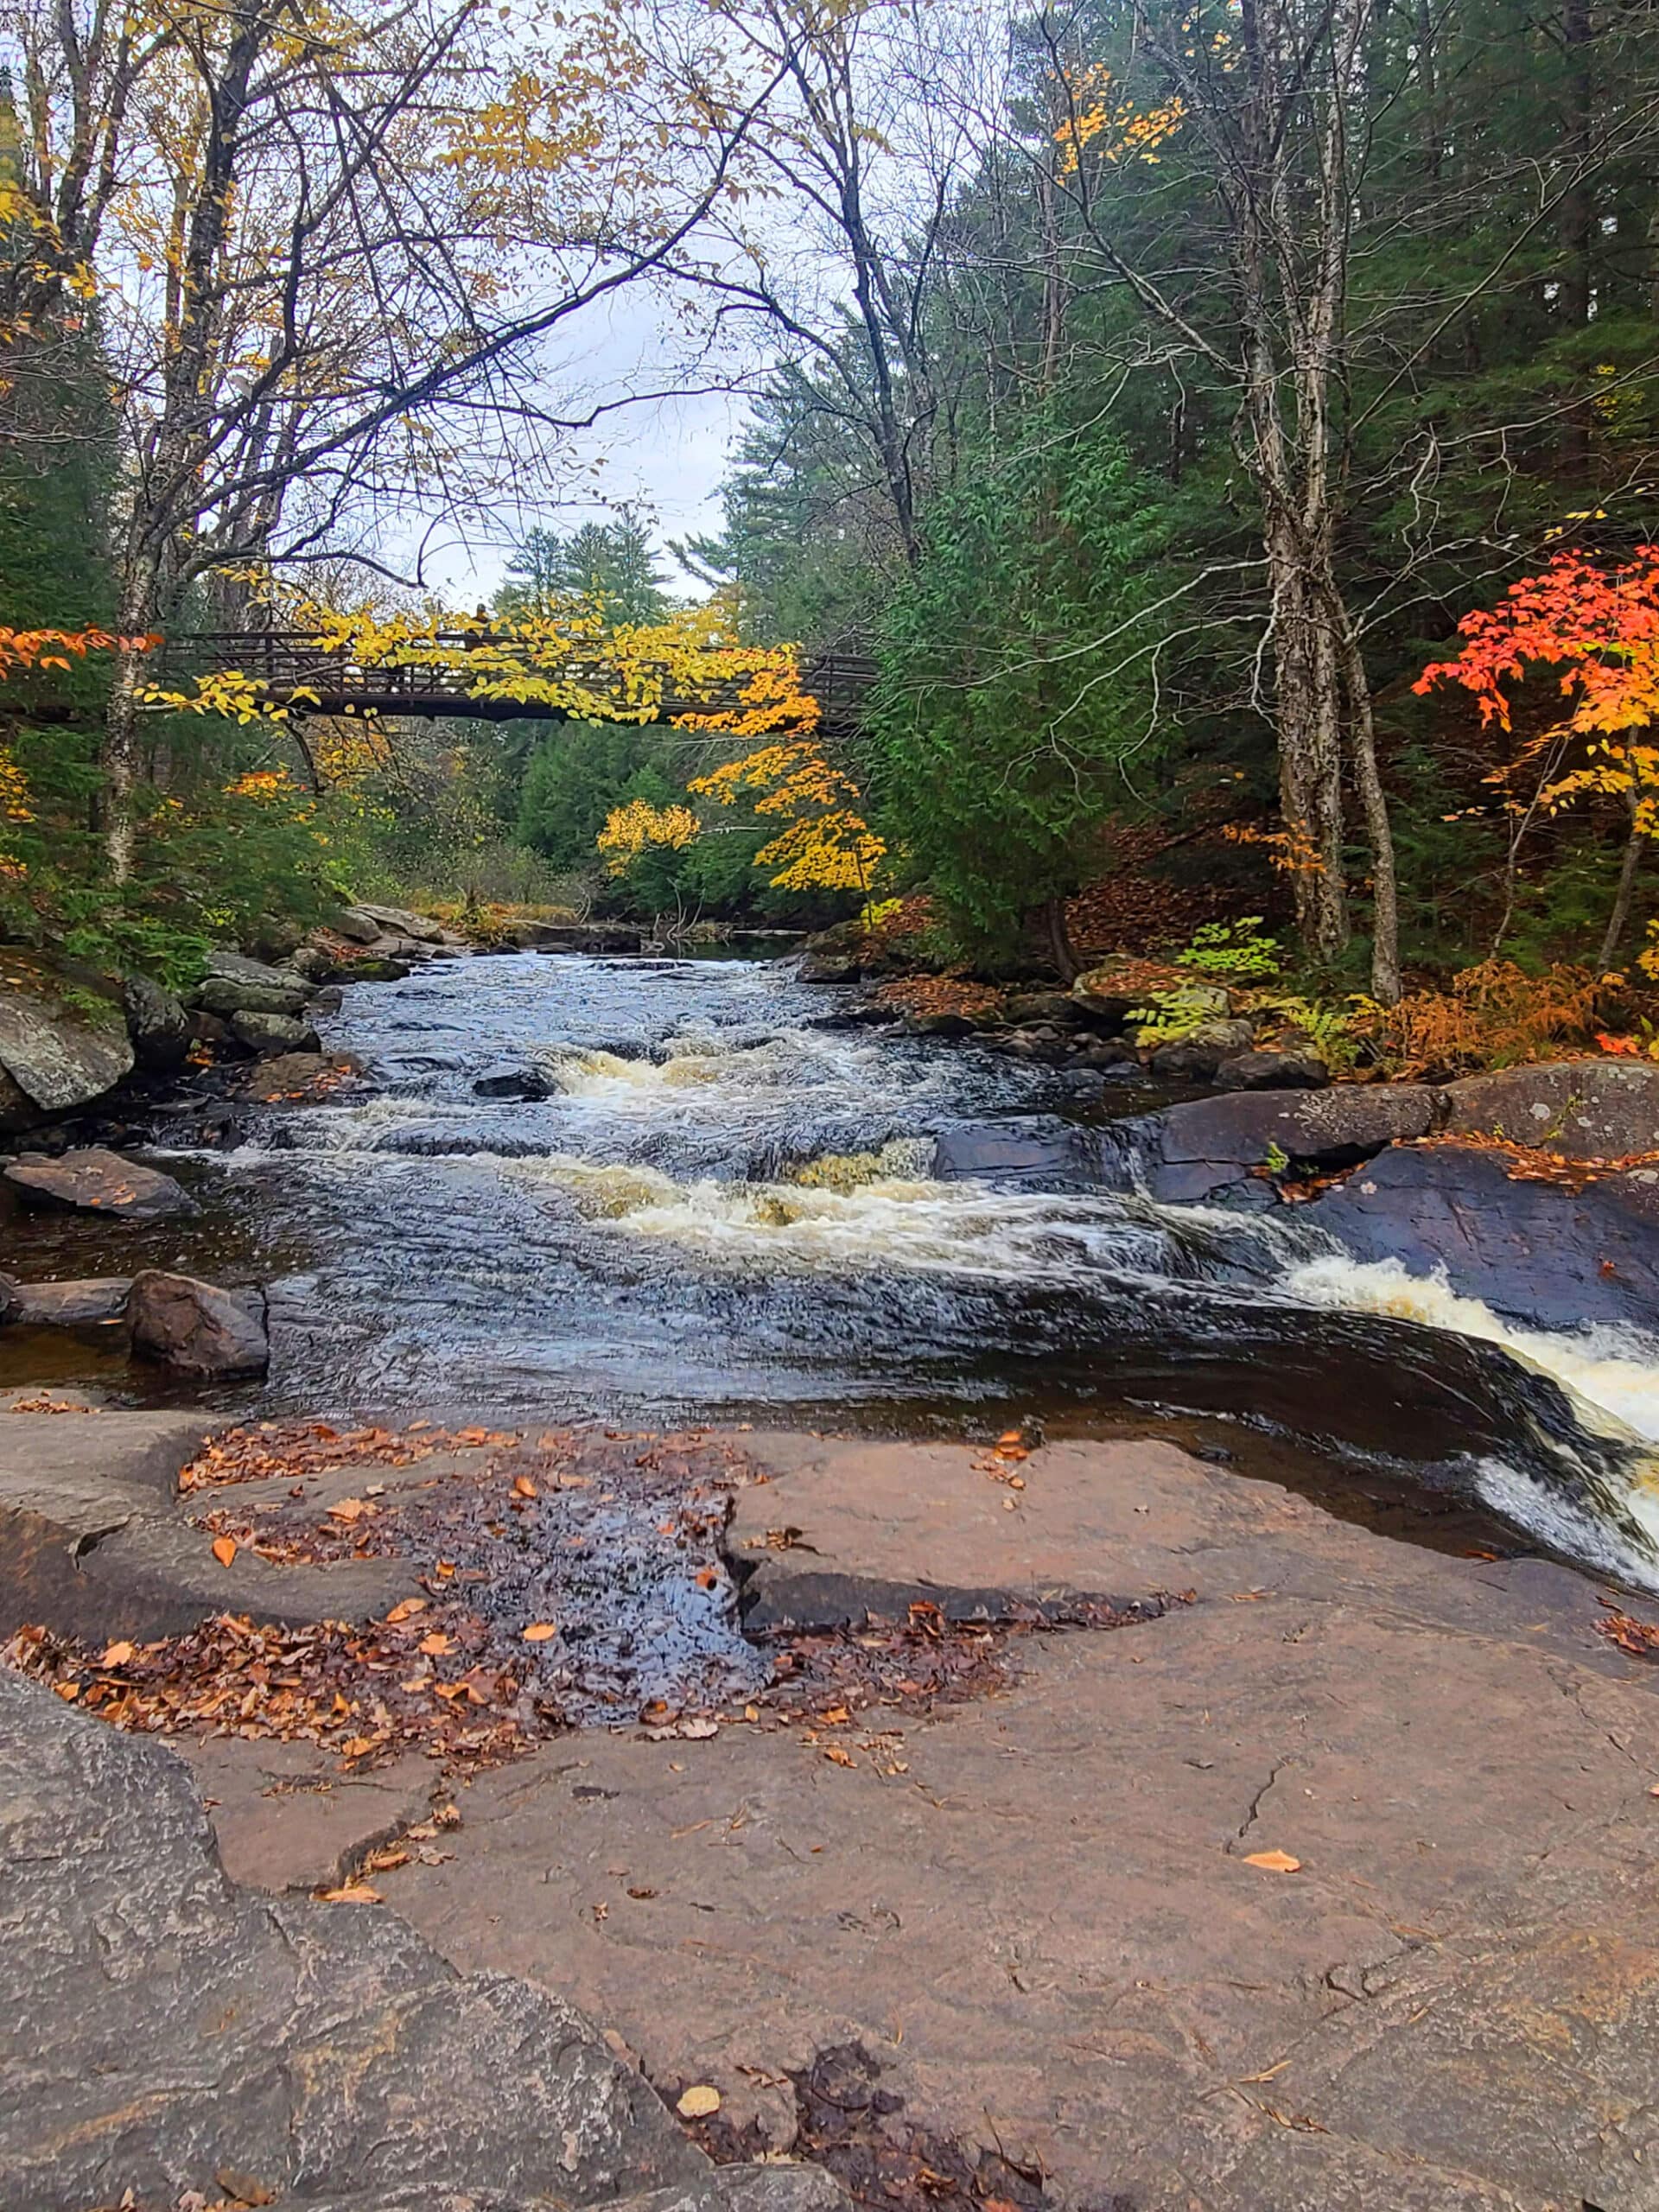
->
[5, 0, 1659, 1014]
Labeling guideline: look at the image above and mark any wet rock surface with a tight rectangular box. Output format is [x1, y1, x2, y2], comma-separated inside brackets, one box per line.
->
[0, 1666, 842, 2212]
[129, 1268, 270, 1377]
[1142, 1084, 1441, 1202]
[1305, 1139, 1659, 1330]
[3, 1143, 198, 1218]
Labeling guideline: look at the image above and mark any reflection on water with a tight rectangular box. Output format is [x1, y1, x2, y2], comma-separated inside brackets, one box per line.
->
[8, 950, 1659, 1587]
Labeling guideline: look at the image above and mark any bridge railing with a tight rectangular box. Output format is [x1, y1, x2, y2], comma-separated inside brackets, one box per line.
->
[150, 631, 878, 731]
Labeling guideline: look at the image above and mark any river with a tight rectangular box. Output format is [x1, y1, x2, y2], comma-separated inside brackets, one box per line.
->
[11, 950, 1659, 1589]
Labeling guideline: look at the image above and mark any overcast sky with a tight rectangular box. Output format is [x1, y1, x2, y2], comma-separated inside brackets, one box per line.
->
[414, 283, 755, 607]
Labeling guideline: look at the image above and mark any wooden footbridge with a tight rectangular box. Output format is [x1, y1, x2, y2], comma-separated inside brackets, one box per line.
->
[151, 632, 878, 738]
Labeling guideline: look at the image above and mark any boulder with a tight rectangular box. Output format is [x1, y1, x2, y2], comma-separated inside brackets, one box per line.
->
[798, 950, 862, 983]
[332, 906, 385, 944]
[1308, 1141, 1659, 1332]
[3, 1147, 197, 1220]
[128, 1269, 270, 1378]
[0, 1672, 841, 2212]
[350, 899, 445, 944]
[906, 1010, 977, 1037]
[1073, 1037, 1141, 1071]
[1073, 958, 1222, 1027]
[1142, 1084, 1441, 1203]
[1147, 1017, 1257, 1082]
[229, 1009, 322, 1057]
[0, 1275, 130, 1326]
[249, 914, 305, 961]
[474, 1062, 555, 1101]
[188, 1008, 232, 1049]
[239, 1051, 363, 1101]
[197, 970, 314, 1020]
[1216, 1049, 1329, 1091]
[0, 950, 133, 1130]
[122, 975, 192, 1073]
[345, 955, 410, 982]
[283, 943, 335, 982]
[1004, 990, 1084, 1028]
[1443, 1060, 1659, 1160]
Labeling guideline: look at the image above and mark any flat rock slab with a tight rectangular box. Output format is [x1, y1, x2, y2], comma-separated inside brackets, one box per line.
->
[349, 1433, 1659, 2212]
[0, 1408, 409, 1640]
[3, 1145, 197, 1218]
[0, 1274, 130, 1325]
[0, 1670, 842, 2212]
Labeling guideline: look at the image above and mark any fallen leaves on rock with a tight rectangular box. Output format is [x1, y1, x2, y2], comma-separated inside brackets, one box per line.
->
[1596, 1603, 1659, 1659]
[1405, 1129, 1659, 1192]
[1, 1420, 1186, 1783]
[677, 2041, 1055, 2212]
[1243, 1849, 1303, 1873]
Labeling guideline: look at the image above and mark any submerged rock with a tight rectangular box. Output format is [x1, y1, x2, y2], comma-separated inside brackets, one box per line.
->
[0, 951, 134, 1130]
[128, 1269, 270, 1377]
[3, 1147, 197, 1220]
[0, 1670, 840, 2212]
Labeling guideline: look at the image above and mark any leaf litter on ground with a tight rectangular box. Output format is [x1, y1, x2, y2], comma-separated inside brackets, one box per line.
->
[3, 1421, 1185, 1780]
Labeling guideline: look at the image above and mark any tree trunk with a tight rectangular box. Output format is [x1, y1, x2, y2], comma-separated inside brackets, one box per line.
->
[1599, 803, 1645, 970]
[1332, 600, 1400, 1001]
[1042, 894, 1080, 985]
[1268, 536, 1349, 958]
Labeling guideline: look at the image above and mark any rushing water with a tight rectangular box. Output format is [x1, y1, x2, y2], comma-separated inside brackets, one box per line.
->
[13, 949, 1659, 1588]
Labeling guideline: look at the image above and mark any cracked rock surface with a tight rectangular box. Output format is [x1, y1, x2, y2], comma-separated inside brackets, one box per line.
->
[0, 1667, 845, 2212]
[305, 1433, 1659, 2212]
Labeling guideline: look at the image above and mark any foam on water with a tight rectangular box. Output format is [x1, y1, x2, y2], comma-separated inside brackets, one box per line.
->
[1286, 1253, 1659, 1442]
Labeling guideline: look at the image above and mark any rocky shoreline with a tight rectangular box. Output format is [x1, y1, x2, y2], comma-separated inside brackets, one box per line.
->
[3, 1407, 1659, 2212]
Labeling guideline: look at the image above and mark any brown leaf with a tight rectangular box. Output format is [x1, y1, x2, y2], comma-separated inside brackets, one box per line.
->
[522, 1622, 558, 1642]
[211, 1535, 238, 1567]
[677, 2085, 721, 2119]
[512, 1474, 538, 1499]
[1243, 1850, 1302, 1873]
[316, 1883, 383, 1904]
[385, 1597, 427, 1624]
[418, 1631, 454, 1656]
[822, 1745, 856, 1768]
[100, 1640, 135, 1669]
[214, 2168, 278, 2207]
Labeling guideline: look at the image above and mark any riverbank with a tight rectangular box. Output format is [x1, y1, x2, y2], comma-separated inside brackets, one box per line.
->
[4, 1402, 1658, 2211]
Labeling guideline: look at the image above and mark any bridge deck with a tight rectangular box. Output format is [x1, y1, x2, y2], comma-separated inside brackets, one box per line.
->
[151, 632, 876, 736]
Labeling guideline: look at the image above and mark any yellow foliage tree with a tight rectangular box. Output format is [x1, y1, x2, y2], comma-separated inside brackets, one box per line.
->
[597, 798, 700, 876]
[689, 741, 885, 894]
